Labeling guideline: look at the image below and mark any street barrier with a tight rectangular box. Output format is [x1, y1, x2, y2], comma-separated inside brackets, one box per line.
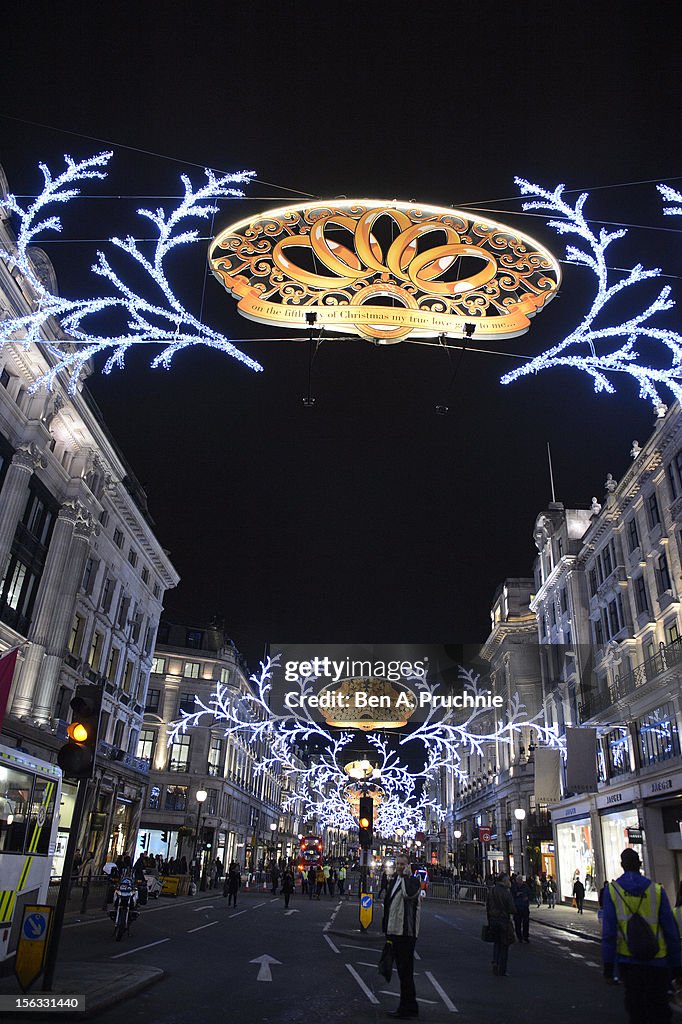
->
[425, 881, 489, 904]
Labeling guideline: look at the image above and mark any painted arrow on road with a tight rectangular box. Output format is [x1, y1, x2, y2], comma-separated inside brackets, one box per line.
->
[283, 909, 300, 916]
[250, 954, 282, 981]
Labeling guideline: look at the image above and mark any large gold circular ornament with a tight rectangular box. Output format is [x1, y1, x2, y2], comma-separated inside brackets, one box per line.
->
[209, 200, 560, 344]
[316, 676, 417, 731]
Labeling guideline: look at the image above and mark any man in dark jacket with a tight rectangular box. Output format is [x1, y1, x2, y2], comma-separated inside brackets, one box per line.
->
[602, 847, 680, 1024]
[512, 875, 532, 942]
[382, 854, 421, 1019]
[486, 873, 516, 977]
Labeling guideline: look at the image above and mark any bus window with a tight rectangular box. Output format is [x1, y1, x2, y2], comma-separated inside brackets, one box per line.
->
[28, 777, 57, 856]
[0, 768, 33, 853]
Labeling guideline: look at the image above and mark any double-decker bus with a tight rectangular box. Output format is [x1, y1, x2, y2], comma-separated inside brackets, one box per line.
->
[0, 744, 62, 962]
[297, 835, 323, 873]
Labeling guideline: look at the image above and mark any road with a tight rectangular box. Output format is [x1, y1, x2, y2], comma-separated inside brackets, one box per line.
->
[58, 889, 626, 1023]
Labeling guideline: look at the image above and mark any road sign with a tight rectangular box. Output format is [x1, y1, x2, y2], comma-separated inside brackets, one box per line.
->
[359, 892, 373, 931]
[479, 826, 491, 843]
[250, 954, 281, 982]
[15, 905, 52, 992]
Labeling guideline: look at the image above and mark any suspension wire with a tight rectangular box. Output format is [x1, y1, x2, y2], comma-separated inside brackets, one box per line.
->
[0, 112, 319, 198]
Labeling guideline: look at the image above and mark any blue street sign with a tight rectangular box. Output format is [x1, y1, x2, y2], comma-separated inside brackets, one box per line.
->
[361, 895, 372, 909]
[23, 913, 47, 941]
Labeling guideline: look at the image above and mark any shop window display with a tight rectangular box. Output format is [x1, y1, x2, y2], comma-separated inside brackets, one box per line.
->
[556, 819, 597, 902]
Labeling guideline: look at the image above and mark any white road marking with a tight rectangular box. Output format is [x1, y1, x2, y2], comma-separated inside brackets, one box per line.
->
[192, 905, 214, 912]
[414, 950, 422, 960]
[269, 898, 279, 903]
[229, 910, 248, 918]
[569, 952, 585, 959]
[345, 963, 380, 1004]
[110, 937, 170, 959]
[324, 934, 340, 953]
[284, 909, 300, 916]
[188, 921, 218, 933]
[426, 971, 458, 1013]
[379, 991, 437, 1004]
[250, 954, 282, 982]
[253, 901, 268, 908]
[339, 943, 379, 952]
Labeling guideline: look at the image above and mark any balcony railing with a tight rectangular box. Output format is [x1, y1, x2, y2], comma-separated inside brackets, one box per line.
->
[580, 636, 682, 719]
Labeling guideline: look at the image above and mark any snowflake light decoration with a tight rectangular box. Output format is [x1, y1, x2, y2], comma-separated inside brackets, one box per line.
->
[0, 152, 263, 391]
[169, 656, 562, 835]
[500, 179, 682, 408]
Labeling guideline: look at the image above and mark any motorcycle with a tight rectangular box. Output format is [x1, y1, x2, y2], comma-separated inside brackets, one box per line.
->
[110, 876, 139, 941]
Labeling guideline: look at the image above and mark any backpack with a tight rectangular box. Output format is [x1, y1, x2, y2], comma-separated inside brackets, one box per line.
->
[613, 886, 659, 960]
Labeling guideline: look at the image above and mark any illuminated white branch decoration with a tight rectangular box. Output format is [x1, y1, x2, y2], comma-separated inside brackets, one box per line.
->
[169, 657, 562, 836]
[659, 184, 682, 218]
[0, 152, 263, 391]
[500, 179, 682, 408]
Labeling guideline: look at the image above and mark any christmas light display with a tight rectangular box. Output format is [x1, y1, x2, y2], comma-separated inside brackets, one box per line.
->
[500, 179, 682, 408]
[169, 657, 562, 836]
[0, 152, 263, 391]
[658, 184, 682, 217]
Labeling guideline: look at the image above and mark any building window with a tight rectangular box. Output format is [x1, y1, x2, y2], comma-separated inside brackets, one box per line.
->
[634, 575, 651, 618]
[151, 656, 165, 675]
[602, 542, 613, 578]
[179, 692, 197, 714]
[128, 547, 138, 567]
[0, 368, 10, 388]
[164, 785, 188, 811]
[627, 516, 640, 553]
[122, 661, 134, 693]
[647, 492, 661, 529]
[668, 462, 679, 500]
[666, 620, 681, 647]
[99, 509, 109, 528]
[606, 728, 631, 777]
[220, 667, 230, 685]
[153, 583, 161, 599]
[184, 661, 200, 679]
[116, 594, 130, 630]
[168, 734, 191, 772]
[560, 589, 568, 615]
[106, 645, 120, 683]
[589, 568, 598, 597]
[54, 685, 71, 721]
[145, 688, 161, 714]
[82, 557, 97, 595]
[137, 728, 156, 763]
[113, 528, 124, 548]
[141, 567, 150, 585]
[637, 702, 681, 766]
[68, 614, 86, 657]
[185, 629, 203, 649]
[112, 719, 124, 749]
[100, 576, 114, 614]
[88, 631, 104, 672]
[656, 551, 672, 595]
[148, 785, 161, 810]
[205, 788, 218, 815]
[0, 556, 40, 632]
[208, 737, 224, 777]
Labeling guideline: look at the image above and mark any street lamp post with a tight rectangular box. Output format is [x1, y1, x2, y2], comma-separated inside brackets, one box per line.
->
[514, 808, 526, 876]
[269, 821, 277, 867]
[193, 789, 208, 883]
[453, 829, 462, 876]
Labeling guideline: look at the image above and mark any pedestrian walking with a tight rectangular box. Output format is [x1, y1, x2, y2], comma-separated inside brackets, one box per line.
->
[270, 864, 280, 895]
[486, 872, 516, 977]
[602, 847, 680, 1024]
[382, 853, 421, 1019]
[281, 869, 294, 909]
[573, 875, 585, 914]
[512, 875, 531, 942]
[307, 866, 316, 899]
[546, 875, 557, 908]
[223, 862, 241, 908]
[315, 865, 325, 899]
[338, 864, 346, 896]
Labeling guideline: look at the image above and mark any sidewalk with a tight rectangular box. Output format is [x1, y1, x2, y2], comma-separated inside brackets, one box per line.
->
[0, 962, 163, 1018]
[529, 901, 601, 943]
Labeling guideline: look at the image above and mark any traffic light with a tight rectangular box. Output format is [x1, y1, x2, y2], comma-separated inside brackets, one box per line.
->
[57, 683, 102, 778]
[358, 796, 373, 849]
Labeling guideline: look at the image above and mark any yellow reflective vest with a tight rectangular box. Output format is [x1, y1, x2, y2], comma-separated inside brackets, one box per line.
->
[609, 882, 667, 960]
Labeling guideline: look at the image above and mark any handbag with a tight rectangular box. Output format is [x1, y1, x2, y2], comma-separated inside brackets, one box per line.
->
[378, 940, 394, 982]
[481, 924, 495, 943]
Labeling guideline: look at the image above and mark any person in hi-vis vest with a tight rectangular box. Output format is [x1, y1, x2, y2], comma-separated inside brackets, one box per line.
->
[602, 847, 680, 1024]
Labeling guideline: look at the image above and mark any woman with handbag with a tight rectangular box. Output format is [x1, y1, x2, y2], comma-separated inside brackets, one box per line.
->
[486, 873, 516, 976]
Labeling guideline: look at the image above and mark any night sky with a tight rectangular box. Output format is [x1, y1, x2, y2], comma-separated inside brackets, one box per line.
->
[1, 2, 678, 666]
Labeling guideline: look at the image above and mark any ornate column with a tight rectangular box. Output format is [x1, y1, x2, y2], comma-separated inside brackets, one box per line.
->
[0, 442, 47, 581]
[32, 503, 97, 723]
